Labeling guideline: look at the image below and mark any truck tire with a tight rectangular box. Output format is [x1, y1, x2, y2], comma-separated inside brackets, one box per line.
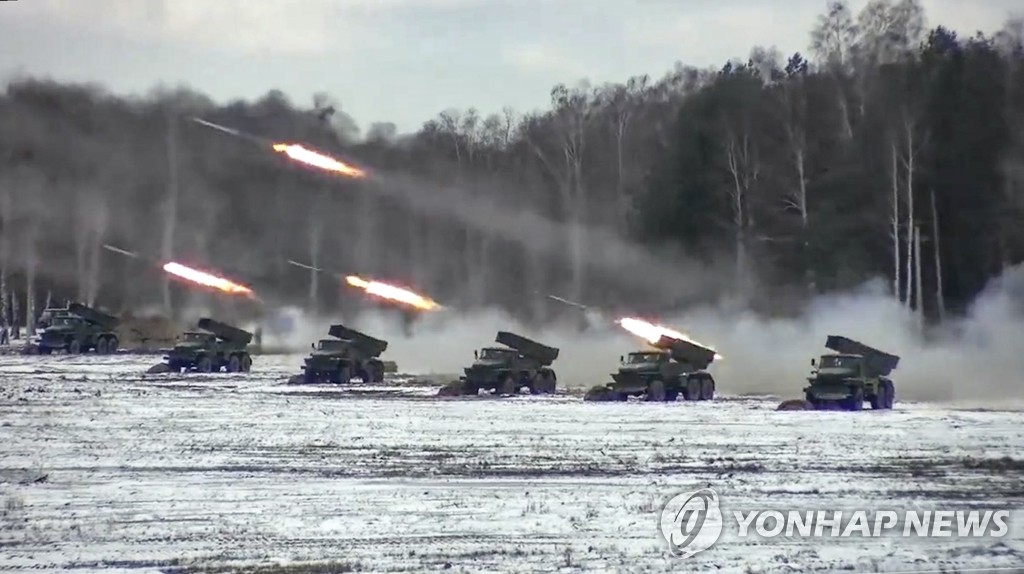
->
[227, 355, 241, 373]
[870, 386, 885, 410]
[883, 381, 895, 409]
[500, 374, 517, 396]
[700, 377, 715, 400]
[583, 385, 611, 402]
[647, 379, 667, 402]
[685, 377, 700, 401]
[68, 339, 81, 354]
[196, 356, 213, 373]
[531, 372, 556, 394]
[241, 354, 252, 372]
[844, 387, 864, 411]
[330, 365, 351, 385]
[95, 337, 108, 355]
[107, 336, 119, 353]
[437, 381, 465, 397]
[303, 369, 319, 384]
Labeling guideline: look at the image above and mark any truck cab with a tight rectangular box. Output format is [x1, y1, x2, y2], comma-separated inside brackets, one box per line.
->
[803, 336, 898, 411]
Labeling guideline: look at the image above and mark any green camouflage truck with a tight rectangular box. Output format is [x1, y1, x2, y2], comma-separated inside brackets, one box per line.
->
[584, 335, 717, 402]
[296, 324, 388, 384]
[35, 302, 120, 355]
[439, 331, 559, 396]
[803, 335, 899, 411]
[154, 318, 254, 373]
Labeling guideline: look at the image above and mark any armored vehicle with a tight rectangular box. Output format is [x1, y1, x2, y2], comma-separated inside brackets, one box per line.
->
[803, 335, 898, 410]
[36, 302, 120, 355]
[297, 324, 388, 384]
[439, 331, 559, 396]
[584, 335, 717, 402]
[156, 318, 254, 373]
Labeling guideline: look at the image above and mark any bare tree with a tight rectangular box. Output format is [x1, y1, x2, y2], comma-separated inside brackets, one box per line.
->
[724, 128, 760, 287]
[161, 109, 179, 315]
[913, 224, 923, 329]
[549, 82, 594, 302]
[809, 1, 858, 139]
[930, 190, 945, 321]
[889, 139, 902, 302]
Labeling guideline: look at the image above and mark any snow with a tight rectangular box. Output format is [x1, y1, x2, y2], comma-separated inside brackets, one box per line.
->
[1, 353, 1022, 572]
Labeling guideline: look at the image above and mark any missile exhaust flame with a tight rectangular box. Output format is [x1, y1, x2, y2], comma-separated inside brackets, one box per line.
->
[345, 275, 441, 311]
[163, 262, 255, 298]
[617, 317, 723, 360]
[271, 143, 367, 178]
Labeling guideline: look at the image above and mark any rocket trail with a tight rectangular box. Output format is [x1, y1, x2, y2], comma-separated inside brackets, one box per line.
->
[102, 244, 142, 260]
[187, 117, 274, 146]
[287, 260, 327, 273]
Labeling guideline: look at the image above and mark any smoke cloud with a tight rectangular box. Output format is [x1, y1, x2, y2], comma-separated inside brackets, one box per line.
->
[260, 264, 1024, 408]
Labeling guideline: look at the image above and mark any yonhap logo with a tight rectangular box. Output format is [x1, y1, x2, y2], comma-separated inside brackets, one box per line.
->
[658, 488, 724, 558]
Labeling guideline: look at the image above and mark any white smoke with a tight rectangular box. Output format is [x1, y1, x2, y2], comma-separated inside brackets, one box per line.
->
[253, 265, 1024, 407]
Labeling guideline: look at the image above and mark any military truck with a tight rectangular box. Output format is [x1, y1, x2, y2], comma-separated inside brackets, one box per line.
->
[36, 302, 120, 355]
[154, 318, 254, 373]
[296, 324, 388, 384]
[803, 335, 898, 411]
[584, 335, 717, 402]
[439, 331, 559, 396]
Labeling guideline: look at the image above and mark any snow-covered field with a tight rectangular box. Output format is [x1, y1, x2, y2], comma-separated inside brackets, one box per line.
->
[1, 353, 1023, 573]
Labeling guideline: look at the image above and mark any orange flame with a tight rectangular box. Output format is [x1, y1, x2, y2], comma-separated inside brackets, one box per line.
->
[617, 317, 723, 360]
[345, 275, 440, 311]
[272, 143, 367, 178]
[163, 262, 254, 297]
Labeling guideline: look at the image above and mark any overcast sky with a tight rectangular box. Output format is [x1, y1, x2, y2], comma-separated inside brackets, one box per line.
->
[2, 0, 1018, 134]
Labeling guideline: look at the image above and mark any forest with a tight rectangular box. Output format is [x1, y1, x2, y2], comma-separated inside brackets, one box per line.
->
[1, 0, 1022, 335]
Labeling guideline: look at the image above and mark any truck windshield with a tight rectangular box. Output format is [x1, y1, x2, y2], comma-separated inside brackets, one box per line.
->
[478, 349, 514, 360]
[626, 353, 663, 364]
[182, 333, 210, 343]
[819, 356, 859, 369]
[317, 340, 344, 351]
[50, 317, 76, 327]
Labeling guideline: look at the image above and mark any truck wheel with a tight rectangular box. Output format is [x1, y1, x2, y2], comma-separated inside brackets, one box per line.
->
[241, 355, 252, 372]
[437, 381, 465, 396]
[68, 339, 81, 354]
[583, 385, 610, 402]
[647, 380, 667, 401]
[227, 355, 241, 373]
[331, 366, 351, 385]
[303, 369, 318, 384]
[38, 346, 52, 355]
[845, 387, 864, 411]
[107, 336, 119, 353]
[884, 382, 895, 409]
[870, 386, 884, 410]
[700, 377, 715, 400]
[197, 356, 213, 373]
[500, 375, 517, 396]
[685, 377, 700, 401]
[531, 372, 555, 394]
[95, 337, 108, 355]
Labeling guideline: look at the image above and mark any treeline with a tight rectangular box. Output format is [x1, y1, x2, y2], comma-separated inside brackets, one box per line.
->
[0, 0, 1022, 334]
